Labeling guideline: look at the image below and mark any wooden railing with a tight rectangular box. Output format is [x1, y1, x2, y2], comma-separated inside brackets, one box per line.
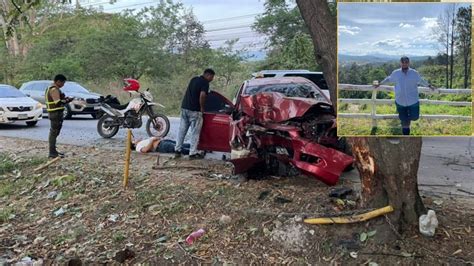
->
[338, 84, 472, 128]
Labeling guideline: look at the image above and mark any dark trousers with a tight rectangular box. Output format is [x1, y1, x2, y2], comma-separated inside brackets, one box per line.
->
[48, 111, 64, 155]
[158, 140, 190, 155]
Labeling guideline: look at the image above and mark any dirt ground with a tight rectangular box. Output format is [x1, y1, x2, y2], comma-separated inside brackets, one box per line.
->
[0, 136, 473, 264]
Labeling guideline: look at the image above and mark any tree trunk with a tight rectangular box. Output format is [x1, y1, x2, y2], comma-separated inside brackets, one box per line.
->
[349, 137, 426, 237]
[296, 0, 337, 110]
[449, 13, 456, 89]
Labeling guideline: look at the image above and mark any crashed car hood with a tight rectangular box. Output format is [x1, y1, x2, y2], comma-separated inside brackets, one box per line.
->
[239, 92, 333, 123]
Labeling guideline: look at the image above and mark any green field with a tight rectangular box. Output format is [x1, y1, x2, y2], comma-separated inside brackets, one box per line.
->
[338, 103, 472, 136]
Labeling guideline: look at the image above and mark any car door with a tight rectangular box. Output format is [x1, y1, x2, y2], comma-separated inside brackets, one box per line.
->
[198, 91, 233, 152]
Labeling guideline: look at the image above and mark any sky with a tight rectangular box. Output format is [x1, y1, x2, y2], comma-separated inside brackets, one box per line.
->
[338, 3, 471, 57]
[77, 0, 267, 51]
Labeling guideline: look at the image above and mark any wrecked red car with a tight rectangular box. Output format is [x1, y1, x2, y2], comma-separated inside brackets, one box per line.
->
[197, 77, 353, 186]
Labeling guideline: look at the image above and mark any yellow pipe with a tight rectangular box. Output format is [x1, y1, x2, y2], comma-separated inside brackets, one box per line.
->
[304, 205, 394, 224]
[123, 129, 132, 188]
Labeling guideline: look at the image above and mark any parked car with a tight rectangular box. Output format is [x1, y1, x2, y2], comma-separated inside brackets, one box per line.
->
[252, 69, 330, 99]
[0, 84, 43, 126]
[197, 77, 353, 186]
[19, 80, 102, 119]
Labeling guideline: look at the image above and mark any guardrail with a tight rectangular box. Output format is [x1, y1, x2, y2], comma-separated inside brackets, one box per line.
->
[338, 84, 472, 127]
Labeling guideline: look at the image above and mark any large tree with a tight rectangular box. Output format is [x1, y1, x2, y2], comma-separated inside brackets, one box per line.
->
[295, 0, 337, 107]
[296, 0, 426, 239]
[455, 5, 471, 89]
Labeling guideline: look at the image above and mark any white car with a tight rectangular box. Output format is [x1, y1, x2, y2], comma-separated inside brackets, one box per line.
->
[0, 84, 43, 126]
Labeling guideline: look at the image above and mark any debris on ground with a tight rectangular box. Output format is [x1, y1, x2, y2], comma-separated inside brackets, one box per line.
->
[329, 187, 353, 199]
[0, 136, 473, 264]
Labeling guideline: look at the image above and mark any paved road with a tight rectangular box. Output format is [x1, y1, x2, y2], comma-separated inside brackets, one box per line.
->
[0, 115, 182, 150]
[1, 116, 472, 196]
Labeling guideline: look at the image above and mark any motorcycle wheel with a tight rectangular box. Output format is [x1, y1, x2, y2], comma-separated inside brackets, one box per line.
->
[97, 114, 119, 138]
[146, 113, 170, 138]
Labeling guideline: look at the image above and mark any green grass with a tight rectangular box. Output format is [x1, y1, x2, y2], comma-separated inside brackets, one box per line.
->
[339, 103, 471, 116]
[0, 207, 14, 223]
[0, 155, 17, 175]
[338, 102, 472, 135]
[338, 118, 472, 136]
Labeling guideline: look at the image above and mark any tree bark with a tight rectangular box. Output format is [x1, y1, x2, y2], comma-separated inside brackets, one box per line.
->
[449, 5, 456, 89]
[349, 137, 426, 236]
[296, 0, 337, 110]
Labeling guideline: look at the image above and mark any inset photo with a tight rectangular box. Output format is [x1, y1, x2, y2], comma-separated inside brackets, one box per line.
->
[337, 3, 472, 136]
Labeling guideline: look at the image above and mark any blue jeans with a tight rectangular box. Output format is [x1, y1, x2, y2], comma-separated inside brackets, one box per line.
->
[175, 108, 203, 156]
[158, 140, 190, 155]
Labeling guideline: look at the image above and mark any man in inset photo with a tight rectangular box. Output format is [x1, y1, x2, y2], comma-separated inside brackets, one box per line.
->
[375, 56, 436, 135]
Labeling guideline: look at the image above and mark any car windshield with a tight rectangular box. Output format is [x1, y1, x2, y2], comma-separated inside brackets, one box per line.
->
[62, 83, 89, 93]
[0, 86, 26, 98]
[244, 83, 328, 102]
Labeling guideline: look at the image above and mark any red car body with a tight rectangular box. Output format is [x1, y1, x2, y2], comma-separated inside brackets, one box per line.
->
[198, 77, 353, 186]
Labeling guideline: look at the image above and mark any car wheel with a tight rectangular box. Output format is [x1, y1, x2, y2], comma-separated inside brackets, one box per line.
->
[63, 104, 72, 120]
[26, 121, 38, 127]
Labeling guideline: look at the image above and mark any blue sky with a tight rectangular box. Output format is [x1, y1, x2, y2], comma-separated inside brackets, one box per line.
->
[338, 3, 471, 56]
[78, 0, 267, 50]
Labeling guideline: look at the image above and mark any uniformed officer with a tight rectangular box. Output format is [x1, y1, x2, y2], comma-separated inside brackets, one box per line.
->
[45, 74, 72, 158]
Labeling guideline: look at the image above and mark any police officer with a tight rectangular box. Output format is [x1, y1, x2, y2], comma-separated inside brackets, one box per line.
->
[45, 74, 72, 158]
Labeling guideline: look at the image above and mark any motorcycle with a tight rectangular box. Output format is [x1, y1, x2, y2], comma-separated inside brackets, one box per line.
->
[96, 78, 170, 139]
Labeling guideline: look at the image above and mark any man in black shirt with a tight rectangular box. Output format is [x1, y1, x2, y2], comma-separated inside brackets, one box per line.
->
[175, 68, 215, 159]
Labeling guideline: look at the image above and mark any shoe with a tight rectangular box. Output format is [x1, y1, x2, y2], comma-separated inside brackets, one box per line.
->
[189, 153, 205, 160]
[49, 152, 65, 159]
[174, 152, 182, 158]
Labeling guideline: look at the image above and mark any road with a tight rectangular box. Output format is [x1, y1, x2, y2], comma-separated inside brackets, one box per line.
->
[1, 116, 472, 196]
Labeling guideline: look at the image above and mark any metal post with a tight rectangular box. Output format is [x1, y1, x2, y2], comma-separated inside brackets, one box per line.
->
[371, 81, 378, 132]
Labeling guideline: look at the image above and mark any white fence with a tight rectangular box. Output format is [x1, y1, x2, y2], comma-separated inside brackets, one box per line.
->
[338, 84, 472, 127]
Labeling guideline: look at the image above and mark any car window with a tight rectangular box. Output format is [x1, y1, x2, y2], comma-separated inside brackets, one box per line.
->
[62, 83, 89, 93]
[33, 83, 49, 91]
[244, 83, 328, 102]
[0, 86, 26, 97]
[283, 73, 328, 91]
[205, 92, 228, 113]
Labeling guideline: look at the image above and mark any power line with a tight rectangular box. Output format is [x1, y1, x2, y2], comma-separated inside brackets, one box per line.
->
[201, 13, 262, 24]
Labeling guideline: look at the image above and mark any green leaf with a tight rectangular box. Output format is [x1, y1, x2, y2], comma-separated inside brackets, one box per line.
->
[360, 232, 368, 242]
[367, 230, 377, 237]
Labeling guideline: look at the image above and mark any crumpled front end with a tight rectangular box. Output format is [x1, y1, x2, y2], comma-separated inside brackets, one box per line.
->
[229, 92, 353, 185]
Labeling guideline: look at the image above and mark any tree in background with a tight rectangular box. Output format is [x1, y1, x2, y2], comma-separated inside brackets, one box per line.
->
[253, 0, 320, 72]
[297, 0, 426, 240]
[455, 5, 471, 89]
[435, 4, 457, 88]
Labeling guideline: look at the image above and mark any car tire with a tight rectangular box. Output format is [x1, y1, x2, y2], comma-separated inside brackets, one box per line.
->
[63, 104, 72, 120]
[26, 121, 38, 127]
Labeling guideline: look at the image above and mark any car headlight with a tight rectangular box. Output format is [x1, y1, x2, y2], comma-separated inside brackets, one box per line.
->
[35, 102, 43, 110]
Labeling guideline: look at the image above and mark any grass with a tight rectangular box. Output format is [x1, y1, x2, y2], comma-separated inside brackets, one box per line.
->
[0, 154, 17, 175]
[338, 118, 472, 136]
[338, 103, 472, 135]
[0, 207, 14, 223]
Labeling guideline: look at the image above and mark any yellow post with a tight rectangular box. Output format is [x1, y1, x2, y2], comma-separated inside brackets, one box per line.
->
[123, 129, 132, 188]
[304, 205, 394, 225]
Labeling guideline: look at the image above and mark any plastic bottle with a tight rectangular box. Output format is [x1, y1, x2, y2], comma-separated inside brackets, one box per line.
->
[185, 228, 205, 245]
[419, 210, 438, 237]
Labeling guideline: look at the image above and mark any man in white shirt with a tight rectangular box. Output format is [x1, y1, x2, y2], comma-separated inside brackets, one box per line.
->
[132, 137, 190, 155]
[376, 56, 436, 135]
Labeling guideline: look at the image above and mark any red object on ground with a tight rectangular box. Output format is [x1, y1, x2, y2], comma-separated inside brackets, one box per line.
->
[185, 228, 206, 245]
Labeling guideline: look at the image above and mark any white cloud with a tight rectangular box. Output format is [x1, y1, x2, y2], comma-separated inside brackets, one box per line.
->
[399, 23, 414, 28]
[372, 38, 410, 49]
[421, 17, 438, 30]
[338, 25, 361, 36]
